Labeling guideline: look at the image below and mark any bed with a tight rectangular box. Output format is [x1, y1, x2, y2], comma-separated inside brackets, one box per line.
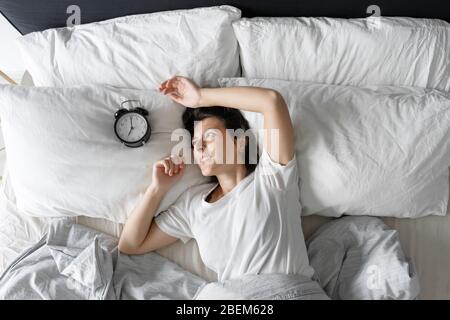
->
[0, 0, 449, 300]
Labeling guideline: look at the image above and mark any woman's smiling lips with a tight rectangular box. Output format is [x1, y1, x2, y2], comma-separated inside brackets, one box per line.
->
[200, 152, 214, 164]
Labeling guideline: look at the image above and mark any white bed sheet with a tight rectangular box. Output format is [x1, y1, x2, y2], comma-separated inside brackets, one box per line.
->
[1, 166, 448, 299]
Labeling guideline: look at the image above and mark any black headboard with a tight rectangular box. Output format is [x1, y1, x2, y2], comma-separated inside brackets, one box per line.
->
[1, 0, 449, 35]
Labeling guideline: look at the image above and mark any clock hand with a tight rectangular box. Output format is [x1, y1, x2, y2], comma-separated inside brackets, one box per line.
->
[128, 118, 133, 137]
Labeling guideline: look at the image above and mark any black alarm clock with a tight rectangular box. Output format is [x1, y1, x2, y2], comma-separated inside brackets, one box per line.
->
[114, 100, 151, 148]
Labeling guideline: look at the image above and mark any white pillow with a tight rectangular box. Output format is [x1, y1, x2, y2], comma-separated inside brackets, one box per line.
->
[219, 77, 450, 218]
[233, 17, 450, 91]
[0, 85, 208, 223]
[17, 6, 241, 88]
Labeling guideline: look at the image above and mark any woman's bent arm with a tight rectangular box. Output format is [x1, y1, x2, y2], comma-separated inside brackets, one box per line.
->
[118, 158, 184, 255]
[118, 186, 176, 254]
[198, 87, 294, 165]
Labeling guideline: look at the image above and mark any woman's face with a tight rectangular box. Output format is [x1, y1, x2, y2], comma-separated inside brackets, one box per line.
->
[192, 117, 242, 177]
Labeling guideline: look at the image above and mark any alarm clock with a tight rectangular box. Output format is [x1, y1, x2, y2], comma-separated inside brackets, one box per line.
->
[114, 100, 151, 148]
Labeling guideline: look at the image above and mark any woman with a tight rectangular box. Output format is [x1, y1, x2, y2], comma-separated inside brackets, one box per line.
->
[118, 76, 314, 282]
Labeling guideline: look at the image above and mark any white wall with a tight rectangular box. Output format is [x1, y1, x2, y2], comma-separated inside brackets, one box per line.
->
[0, 13, 21, 169]
[0, 13, 25, 83]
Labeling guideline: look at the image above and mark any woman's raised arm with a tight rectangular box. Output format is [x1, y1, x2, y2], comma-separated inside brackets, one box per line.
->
[159, 76, 294, 165]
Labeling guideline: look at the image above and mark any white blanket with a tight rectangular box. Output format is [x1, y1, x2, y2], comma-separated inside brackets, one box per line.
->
[0, 219, 329, 300]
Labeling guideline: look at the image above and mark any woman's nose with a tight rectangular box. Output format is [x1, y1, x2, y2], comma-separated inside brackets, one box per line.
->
[193, 140, 204, 151]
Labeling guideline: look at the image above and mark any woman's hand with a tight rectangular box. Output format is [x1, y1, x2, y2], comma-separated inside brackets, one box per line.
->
[159, 76, 202, 108]
[119, 156, 182, 255]
[150, 156, 185, 193]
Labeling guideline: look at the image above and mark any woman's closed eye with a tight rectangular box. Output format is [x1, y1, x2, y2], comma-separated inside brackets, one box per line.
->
[192, 130, 218, 149]
[203, 131, 217, 142]
[192, 138, 203, 150]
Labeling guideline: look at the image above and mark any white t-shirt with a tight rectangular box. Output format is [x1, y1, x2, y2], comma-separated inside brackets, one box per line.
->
[154, 150, 314, 282]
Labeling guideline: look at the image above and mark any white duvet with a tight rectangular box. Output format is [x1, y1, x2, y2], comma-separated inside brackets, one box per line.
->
[0, 169, 48, 273]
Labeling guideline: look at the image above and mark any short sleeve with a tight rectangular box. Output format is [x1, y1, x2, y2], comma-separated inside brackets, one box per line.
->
[154, 193, 194, 244]
[254, 149, 299, 190]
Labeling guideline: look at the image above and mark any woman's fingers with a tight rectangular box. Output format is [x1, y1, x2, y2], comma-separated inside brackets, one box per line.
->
[167, 77, 176, 87]
[168, 158, 183, 176]
[165, 87, 180, 96]
[174, 162, 185, 175]
[161, 85, 181, 98]
[171, 155, 185, 175]
[159, 76, 190, 102]
[159, 80, 169, 90]
[157, 157, 185, 178]
[154, 161, 166, 172]
[168, 159, 175, 176]
[165, 78, 179, 93]
[161, 159, 170, 175]
[159, 78, 175, 92]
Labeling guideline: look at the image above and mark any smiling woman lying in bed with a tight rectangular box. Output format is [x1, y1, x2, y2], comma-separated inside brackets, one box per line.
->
[118, 76, 314, 282]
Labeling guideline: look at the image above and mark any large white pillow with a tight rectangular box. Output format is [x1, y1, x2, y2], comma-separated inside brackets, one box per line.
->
[233, 17, 450, 91]
[17, 6, 241, 88]
[219, 77, 450, 218]
[0, 85, 208, 223]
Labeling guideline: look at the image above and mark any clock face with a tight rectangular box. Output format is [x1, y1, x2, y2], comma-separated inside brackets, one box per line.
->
[115, 112, 148, 143]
